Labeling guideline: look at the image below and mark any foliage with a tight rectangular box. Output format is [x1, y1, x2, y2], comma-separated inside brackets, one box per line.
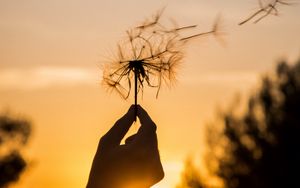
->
[178, 58, 300, 188]
[177, 159, 205, 188]
[0, 114, 31, 188]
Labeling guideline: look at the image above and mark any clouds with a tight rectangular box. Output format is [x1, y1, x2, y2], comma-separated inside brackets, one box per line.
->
[180, 70, 259, 88]
[0, 67, 98, 90]
[0, 66, 258, 91]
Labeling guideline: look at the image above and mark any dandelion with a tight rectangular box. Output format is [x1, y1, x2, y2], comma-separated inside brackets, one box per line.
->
[102, 9, 220, 118]
[239, 0, 293, 25]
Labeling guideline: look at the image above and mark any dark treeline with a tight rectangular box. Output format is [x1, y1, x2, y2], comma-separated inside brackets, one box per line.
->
[0, 114, 31, 188]
[178, 57, 300, 188]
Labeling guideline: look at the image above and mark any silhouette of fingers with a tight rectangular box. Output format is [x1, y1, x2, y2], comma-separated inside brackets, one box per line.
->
[125, 134, 137, 144]
[137, 105, 156, 132]
[134, 105, 157, 147]
[134, 105, 164, 183]
[100, 105, 135, 149]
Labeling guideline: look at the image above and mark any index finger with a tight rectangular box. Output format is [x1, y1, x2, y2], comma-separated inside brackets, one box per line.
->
[100, 105, 135, 148]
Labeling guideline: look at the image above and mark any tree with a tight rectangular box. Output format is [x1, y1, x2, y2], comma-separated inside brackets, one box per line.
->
[178, 58, 300, 188]
[0, 114, 31, 188]
[177, 159, 205, 188]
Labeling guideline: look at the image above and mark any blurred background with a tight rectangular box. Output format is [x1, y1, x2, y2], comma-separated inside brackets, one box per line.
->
[0, 0, 299, 187]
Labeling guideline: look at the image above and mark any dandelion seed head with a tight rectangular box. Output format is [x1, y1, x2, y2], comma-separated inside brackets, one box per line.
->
[102, 8, 218, 101]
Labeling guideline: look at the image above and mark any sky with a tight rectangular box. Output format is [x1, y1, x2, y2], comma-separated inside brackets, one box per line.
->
[0, 0, 300, 187]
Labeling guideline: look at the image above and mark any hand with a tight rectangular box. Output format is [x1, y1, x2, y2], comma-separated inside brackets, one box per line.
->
[86, 105, 164, 188]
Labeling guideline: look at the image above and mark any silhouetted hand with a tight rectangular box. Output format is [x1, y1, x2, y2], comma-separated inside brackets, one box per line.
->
[86, 105, 164, 188]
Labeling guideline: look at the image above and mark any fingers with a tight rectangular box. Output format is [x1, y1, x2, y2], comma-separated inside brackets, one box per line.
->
[100, 105, 135, 148]
[137, 105, 157, 132]
[125, 134, 137, 144]
[133, 105, 157, 146]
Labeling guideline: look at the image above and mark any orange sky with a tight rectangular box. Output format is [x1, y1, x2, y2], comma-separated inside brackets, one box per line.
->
[1, 0, 300, 187]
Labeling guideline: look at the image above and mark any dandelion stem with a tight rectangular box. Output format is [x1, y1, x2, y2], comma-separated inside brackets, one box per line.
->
[134, 67, 138, 121]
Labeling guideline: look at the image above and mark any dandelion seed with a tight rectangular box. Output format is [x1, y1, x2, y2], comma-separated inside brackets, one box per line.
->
[239, 0, 293, 25]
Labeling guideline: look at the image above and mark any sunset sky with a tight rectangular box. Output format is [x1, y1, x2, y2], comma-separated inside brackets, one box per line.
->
[1, 0, 300, 187]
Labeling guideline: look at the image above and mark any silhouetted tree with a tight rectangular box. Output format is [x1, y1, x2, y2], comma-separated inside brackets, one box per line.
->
[0, 114, 31, 188]
[178, 58, 300, 188]
[177, 159, 205, 188]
